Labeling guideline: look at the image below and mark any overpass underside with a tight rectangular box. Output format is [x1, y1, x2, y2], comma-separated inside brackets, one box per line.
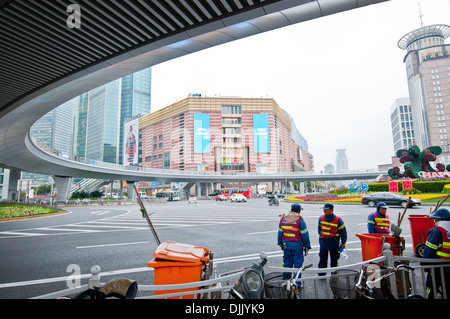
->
[0, 0, 389, 200]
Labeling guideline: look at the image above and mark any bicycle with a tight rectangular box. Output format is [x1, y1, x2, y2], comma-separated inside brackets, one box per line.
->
[354, 262, 424, 299]
[281, 263, 313, 299]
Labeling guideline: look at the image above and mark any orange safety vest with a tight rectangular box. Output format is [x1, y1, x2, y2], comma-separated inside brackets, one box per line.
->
[371, 212, 390, 234]
[436, 226, 450, 260]
[320, 215, 340, 239]
[280, 217, 302, 242]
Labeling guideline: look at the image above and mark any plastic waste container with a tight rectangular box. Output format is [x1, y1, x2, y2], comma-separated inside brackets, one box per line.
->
[407, 214, 435, 257]
[147, 241, 212, 299]
[356, 233, 404, 261]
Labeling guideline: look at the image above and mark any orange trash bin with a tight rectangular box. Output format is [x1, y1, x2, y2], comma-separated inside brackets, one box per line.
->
[356, 233, 404, 261]
[407, 214, 435, 257]
[147, 241, 212, 299]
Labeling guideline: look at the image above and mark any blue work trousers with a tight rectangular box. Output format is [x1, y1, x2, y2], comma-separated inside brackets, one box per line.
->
[282, 248, 304, 280]
[318, 248, 340, 276]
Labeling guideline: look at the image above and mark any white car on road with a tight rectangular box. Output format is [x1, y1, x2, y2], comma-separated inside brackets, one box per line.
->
[230, 194, 247, 202]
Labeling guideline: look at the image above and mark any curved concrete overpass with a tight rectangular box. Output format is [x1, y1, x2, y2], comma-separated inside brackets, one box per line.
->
[28, 132, 383, 183]
[0, 0, 388, 185]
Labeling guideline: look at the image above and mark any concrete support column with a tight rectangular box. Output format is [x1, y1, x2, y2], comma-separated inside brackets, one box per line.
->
[7, 169, 20, 201]
[127, 181, 136, 201]
[196, 182, 201, 197]
[53, 176, 73, 202]
[299, 182, 305, 194]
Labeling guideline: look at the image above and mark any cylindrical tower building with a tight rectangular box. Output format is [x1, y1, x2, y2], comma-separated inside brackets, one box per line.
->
[398, 24, 450, 161]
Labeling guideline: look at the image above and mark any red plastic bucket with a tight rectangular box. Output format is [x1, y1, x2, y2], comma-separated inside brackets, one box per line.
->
[356, 233, 403, 261]
[407, 214, 435, 257]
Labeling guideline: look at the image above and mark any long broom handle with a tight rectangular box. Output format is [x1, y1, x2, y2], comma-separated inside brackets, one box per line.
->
[398, 197, 411, 227]
[433, 193, 450, 213]
[134, 184, 161, 245]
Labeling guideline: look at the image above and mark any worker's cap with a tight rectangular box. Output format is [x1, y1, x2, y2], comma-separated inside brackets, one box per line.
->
[321, 203, 334, 210]
[428, 208, 450, 220]
[377, 202, 388, 209]
[291, 203, 303, 212]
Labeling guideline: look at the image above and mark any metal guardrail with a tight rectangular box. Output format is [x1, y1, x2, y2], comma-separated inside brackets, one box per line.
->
[24, 243, 449, 300]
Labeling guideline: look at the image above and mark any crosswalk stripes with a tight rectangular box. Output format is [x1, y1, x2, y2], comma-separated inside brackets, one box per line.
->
[0, 209, 279, 239]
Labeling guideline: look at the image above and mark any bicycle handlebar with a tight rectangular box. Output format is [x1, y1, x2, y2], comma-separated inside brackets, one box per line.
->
[358, 262, 415, 294]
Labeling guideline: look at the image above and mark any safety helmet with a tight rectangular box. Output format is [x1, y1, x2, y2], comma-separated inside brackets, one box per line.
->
[377, 202, 388, 209]
[429, 208, 450, 220]
[291, 203, 303, 212]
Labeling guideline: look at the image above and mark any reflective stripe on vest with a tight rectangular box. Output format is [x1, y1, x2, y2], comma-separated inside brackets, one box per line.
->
[320, 215, 340, 239]
[371, 212, 390, 234]
[280, 217, 301, 241]
[436, 226, 450, 260]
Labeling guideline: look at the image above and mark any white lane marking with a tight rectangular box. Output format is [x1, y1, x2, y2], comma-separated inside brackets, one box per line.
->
[91, 211, 111, 215]
[76, 241, 150, 249]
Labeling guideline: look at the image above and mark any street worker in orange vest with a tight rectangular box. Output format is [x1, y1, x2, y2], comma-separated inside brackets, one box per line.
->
[278, 204, 311, 283]
[318, 203, 347, 275]
[367, 202, 390, 234]
[422, 208, 450, 299]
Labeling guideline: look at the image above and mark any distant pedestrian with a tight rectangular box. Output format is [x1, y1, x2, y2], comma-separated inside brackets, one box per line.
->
[318, 203, 347, 275]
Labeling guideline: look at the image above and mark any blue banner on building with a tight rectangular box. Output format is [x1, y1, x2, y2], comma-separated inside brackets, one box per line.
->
[253, 114, 270, 153]
[194, 114, 210, 153]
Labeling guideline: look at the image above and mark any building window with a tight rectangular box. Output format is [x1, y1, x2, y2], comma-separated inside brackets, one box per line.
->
[222, 105, 241, 114]
[164, 153, 170, 168]
[222, 117, 241, 125]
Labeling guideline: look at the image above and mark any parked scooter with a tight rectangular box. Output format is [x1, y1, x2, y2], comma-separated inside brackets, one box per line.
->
[268, 195, 279, 206]
[230, 253, 268, 299]
[230, 253, 312, 299]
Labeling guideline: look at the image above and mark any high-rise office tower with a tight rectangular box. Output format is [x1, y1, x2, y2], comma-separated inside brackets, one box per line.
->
[72, 67, 152, 164]
[72, 92, 89, 161]
[86, 79, 122, 164]
[30, 99, 74, 156]
[119, 68, 152, 164]
[390, 97, 415, 152]
[398, 24, 450, 162]
[336, 149, 348, 173]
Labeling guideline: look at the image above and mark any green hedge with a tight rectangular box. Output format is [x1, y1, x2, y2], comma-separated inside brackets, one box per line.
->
[368, 181, 450, 193]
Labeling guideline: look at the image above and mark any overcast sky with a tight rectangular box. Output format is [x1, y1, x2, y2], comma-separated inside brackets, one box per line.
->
[150, 0, 450, 172]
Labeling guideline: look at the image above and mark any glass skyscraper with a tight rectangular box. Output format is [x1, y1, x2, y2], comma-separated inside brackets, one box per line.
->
[119, 68, 152, 164]
[73, 93, 89, 161]
[86, 79, 121, 163]
[74, 67, 152, 165]
[30, 99, 74, 156]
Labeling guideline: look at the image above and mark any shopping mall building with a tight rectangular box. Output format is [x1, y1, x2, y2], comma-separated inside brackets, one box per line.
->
[139, 96, 313, 175]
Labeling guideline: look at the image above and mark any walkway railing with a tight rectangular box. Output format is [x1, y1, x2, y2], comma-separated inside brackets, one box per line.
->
[30, 135, 383, 178]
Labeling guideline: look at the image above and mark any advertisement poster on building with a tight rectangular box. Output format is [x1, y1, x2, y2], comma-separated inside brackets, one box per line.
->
[123, 117, 140, 166]
[253, 114, 269, 153]
[194, 113, 210, 153]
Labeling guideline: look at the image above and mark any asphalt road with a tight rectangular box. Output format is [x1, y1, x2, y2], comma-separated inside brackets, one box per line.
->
[0, 198, 429, 299]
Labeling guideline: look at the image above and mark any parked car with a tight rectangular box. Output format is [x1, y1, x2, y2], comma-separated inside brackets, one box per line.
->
[361, 192, 422, 208]
[215, 194, 228, 201]
[230, 194, 247, 202]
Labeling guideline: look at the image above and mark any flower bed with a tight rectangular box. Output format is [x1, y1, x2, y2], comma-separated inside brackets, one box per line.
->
[286, 195, 362, 203]
[0, 204, 60, 220]
[401, 194, 446, 200]
[286, 193, 448, 204]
